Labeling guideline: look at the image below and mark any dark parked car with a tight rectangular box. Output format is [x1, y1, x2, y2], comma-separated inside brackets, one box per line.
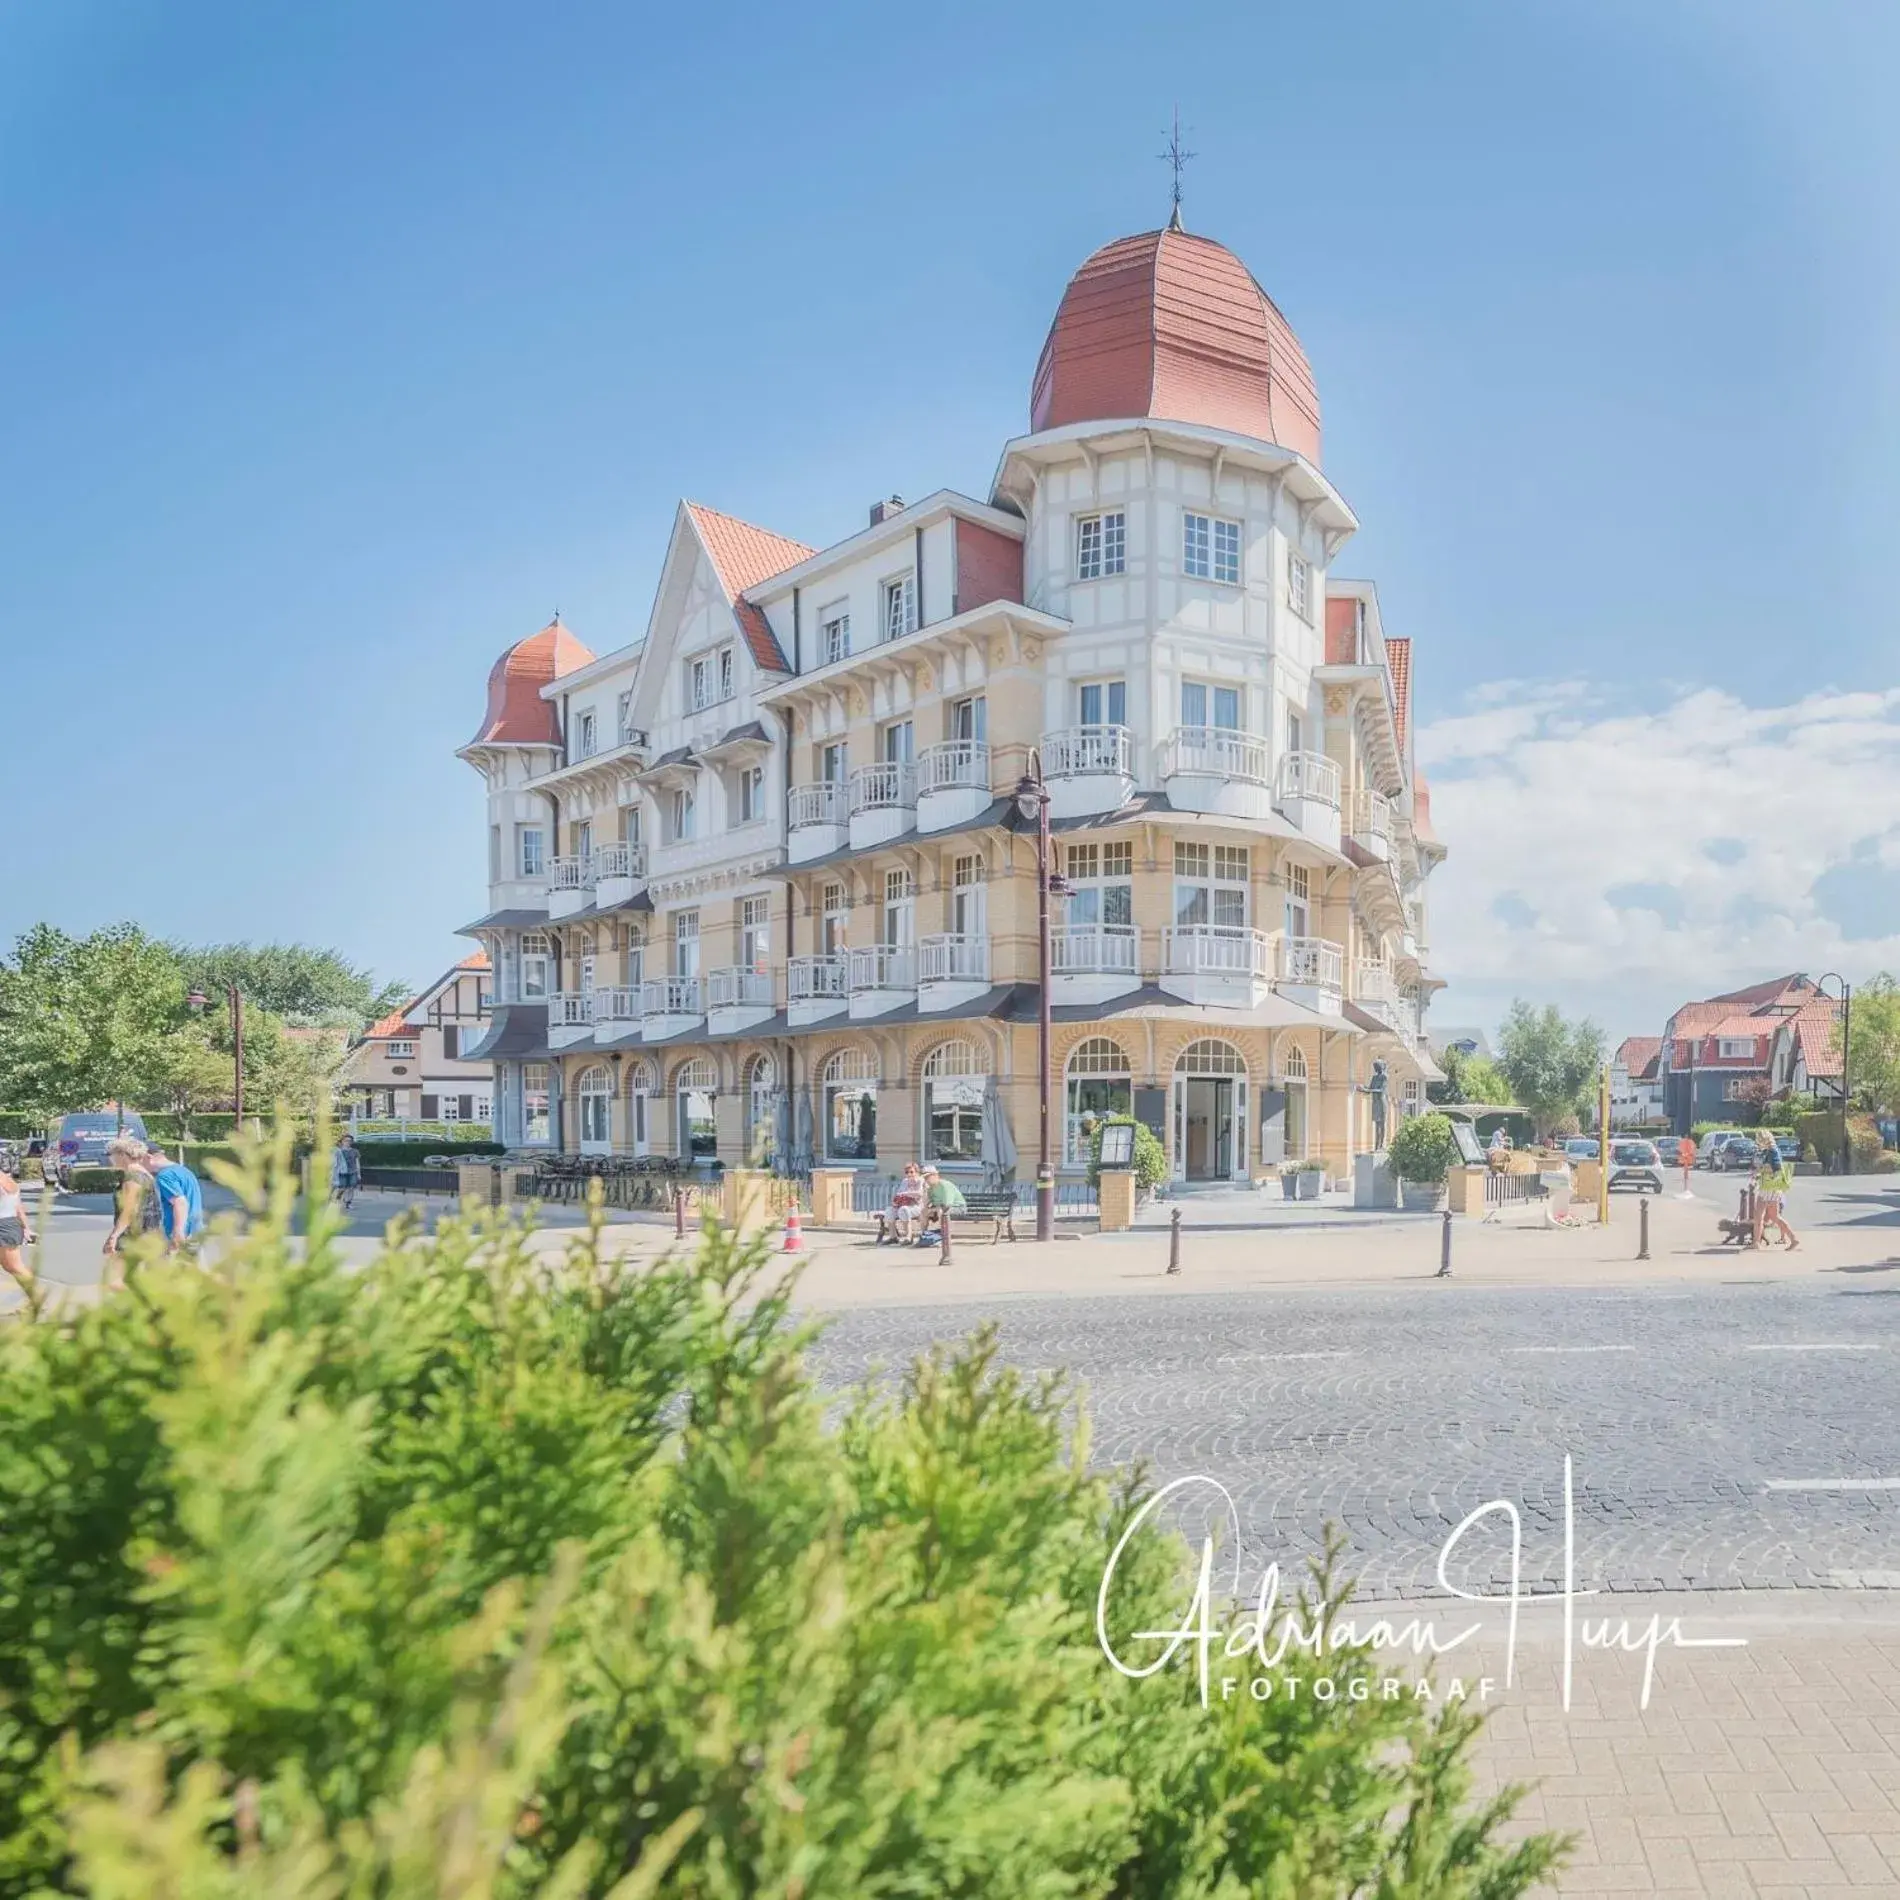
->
[48, 1110, 148, 1189]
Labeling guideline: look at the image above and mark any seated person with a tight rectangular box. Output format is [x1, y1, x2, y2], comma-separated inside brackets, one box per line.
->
[917, 1166, 969, 1246]
[883, 1163, 925, 1244]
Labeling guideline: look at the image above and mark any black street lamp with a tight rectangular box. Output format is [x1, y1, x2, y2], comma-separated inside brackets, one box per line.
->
[1814, 972, 1853, 1173]
[1015, 758, 1073, 1242]
[187, 983, 244, 1129]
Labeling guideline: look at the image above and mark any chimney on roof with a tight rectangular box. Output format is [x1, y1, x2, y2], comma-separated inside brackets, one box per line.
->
[869, 494, 906, 526]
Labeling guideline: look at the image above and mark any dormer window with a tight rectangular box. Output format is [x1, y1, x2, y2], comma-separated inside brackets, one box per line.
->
[575, 711, 598, 759]
[821, 607, 851, 665]
[882, 573, 917, 642]
[718, 648, 735, 700]
[686, 646, 735, 712]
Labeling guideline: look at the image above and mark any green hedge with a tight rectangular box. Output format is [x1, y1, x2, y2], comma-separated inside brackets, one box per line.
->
[65, 1168, 127, 1196]
[0, 1169, 1564, 1894]
[348, 1139, 504, 1168]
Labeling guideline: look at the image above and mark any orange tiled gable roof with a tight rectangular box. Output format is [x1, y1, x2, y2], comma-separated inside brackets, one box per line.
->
[456, 951, 490, 971]
[1616, 1035, 1663, 1073]
[1793, 1002, 1843, 1078]
[365, 1008, 412, 1040]
[469, 618, 595, 746]
[685, 502, 815, 675]
[1385, 637, 1411, 750]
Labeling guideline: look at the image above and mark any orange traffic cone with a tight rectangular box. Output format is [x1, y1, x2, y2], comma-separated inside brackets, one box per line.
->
[782, 1204, 806, 1254]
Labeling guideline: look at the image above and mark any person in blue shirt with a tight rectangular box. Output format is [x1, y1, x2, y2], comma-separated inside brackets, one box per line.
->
[139, 1147, 204, 1254]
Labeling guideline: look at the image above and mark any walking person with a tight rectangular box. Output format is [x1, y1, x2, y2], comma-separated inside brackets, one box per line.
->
[0, 1150, 35, 1292]
[102, 1136, 154, 1288]
[140, 1145, 205, 1256]
[1675, 1134, 1696, 1197]
[331, 1133, 362, 1211]
[1755, 1138, 1799, 1252]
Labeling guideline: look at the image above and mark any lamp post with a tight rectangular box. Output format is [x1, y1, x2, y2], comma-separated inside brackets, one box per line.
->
[1015, 758, 1073, 1242]
[1814, 973, 1853, 1174]
[187, 984, 244, 1130]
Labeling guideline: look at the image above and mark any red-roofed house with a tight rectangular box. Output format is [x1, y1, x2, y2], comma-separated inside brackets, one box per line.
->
[1656, 974, 1843, 1133]
[342, 953, 494, 1127]
[1611, 1036, 1665, 1128]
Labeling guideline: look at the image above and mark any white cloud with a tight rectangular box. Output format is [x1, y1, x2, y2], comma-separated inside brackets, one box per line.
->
[1417, 683, 1900, 1034]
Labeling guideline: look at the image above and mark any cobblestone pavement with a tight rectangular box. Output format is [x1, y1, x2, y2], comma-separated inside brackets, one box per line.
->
[809, 1276, 1900, 1597]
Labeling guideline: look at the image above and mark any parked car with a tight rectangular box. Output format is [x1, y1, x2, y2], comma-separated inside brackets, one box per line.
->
[48, 1110, 148, 1188]
[1607, 1139, 1666, 1194]
[1774, 1135, 1800, 1163]
[1563, 1136, 1600, 1166]
[1706, 1133, 1766, 1172]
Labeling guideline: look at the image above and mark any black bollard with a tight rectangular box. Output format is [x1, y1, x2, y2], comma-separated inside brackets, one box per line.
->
[940, 1211, 954, 1265]
[1638, 1193, 1651, 1261]
[1167, 1206, 1182, 1275]
[674, 1186, 686, 1239]
[1436, 1206, 1453, 1278]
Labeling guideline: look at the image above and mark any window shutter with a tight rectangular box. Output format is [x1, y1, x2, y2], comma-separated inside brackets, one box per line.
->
[441, 1025, 459, 1059]
[420, 1094, 439, 1120]
[459, 1095, 474, 1121]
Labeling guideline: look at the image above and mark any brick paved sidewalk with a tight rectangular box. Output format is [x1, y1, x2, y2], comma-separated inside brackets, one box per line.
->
[1444, 1592, 1900, 1895]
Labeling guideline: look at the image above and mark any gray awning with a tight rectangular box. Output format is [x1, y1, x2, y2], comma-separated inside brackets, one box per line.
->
[463, 1003, 550, 1061]
[457, 907, 549, 935]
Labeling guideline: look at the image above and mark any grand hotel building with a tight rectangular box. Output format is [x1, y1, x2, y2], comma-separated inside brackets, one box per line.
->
[459, 218, 1445, 1187]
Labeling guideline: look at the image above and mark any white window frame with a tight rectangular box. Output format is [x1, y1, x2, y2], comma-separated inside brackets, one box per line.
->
[881, 572, 917, 643]
[1287, 552, 1312, 621]
[1078, 679, 1127, 727]
[718, 647, 735, 701]
[738, 764, 765, 824]
[821, 880, 848, 956]
[517, 826, 546, 879]
[1717, 1038, 1755, 1059]
[615, 689, 636, 745]
[670, 785, 696, 842]
[950, 695, 987, 742]
[883, 867, 915, 947]
[522, 1062, 551, 1145]
[1183, 511, 1242, 584]
[519, 931, 551, 1000]
[1064, 1036, 1133, 1165]
[673, 908, 701, 978]
[1075, 510, 1126, 581]
[385, 1039, 416, 1059]
[575, 710, 597, 759]
[921, 1038, 988, 1166]
[688, 655, 711, 711]
[1061, 840, 1133, 931]
[1174, 841, 1249, 930]
[880, 719, 914, 764]
[1180, 680, 1241, 730]
[740, 894, 771, 970]
[820, 605, 851, 665]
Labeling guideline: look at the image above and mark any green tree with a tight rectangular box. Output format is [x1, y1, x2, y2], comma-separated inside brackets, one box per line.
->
[1429, 1045, 1516, 1107]
[1496, 1000, 1606, 1139]
[1842, 974, 1900, 1118]
[175, 942, 405, 1028]
[0, 924, 191, 1120]
[0, 1146, 1567, 1897]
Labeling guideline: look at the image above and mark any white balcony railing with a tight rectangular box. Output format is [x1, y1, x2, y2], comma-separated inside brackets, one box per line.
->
[788, 954, 847, 1003]
[916, 739, 990, 795]
[1157, 726, 1272, 786]
[1278, 935, 1344, 993]
[1354, 961, 1396, 1013]
[593, 985, 642, 1023]
[1042, 724, 1133, 780]
[846, 943, 917, 993]
[640, 976, 703, 1018]
[787, 781, 847, 830]
[848, 760, 918, 815]
[1351, 789, 1394, 845]
[547, 855, 591, 892]
[1276, 749, 1342, 809]
[1162, 925, 1273, 979]
[590, 840, 646, 881]
[549, 990, 596, 1028]
[918, 933, 990, 985]
[708, 966, 774, 1010]
[1051, 924, 1139, 975]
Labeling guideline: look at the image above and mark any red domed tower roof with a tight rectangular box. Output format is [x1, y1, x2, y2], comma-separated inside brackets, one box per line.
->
[1030, 225, 1322, 465]
[469, 616, 595, 746]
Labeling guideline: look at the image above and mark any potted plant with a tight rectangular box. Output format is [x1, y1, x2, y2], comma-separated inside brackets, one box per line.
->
[1276, 1164, 1299, 1199]
[1087, 1116, 1167, 1202]
[1294, 1160, 1325, 1200]
[1387, 1111, 1458, 1212]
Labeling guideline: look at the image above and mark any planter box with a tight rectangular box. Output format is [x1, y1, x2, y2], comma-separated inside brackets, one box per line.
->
[1295, 1171, 1323, 1201]
[1400, 1178, 1447, 1212]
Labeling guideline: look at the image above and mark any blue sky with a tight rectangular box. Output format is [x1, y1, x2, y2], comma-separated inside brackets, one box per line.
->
[3, 0, 1896, 1036]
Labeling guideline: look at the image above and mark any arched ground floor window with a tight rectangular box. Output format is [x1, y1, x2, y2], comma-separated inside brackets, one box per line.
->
[1283, 1045, 1309, 1160]
[576, 1065, 613, 1153]
[625, 1057, 656, 1157]
[822, 1047, 878, 1163]
[1065, 1037, 1132, 1164]
[1172, 1038, 1248, 1183]
[921, 1039, 988, 1165]
[746, 1053, 779, 1167]
[674, 1057, 717, 1162]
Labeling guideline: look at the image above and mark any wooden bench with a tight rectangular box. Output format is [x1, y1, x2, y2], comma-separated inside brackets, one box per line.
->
[945, 1187, 1018, 1244]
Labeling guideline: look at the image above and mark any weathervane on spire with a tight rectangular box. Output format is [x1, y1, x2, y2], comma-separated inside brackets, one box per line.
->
[1159, 106, 1195, 230]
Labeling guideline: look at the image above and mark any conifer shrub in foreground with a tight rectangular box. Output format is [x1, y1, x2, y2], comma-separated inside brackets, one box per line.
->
[0, 1138, 1567, 1897]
